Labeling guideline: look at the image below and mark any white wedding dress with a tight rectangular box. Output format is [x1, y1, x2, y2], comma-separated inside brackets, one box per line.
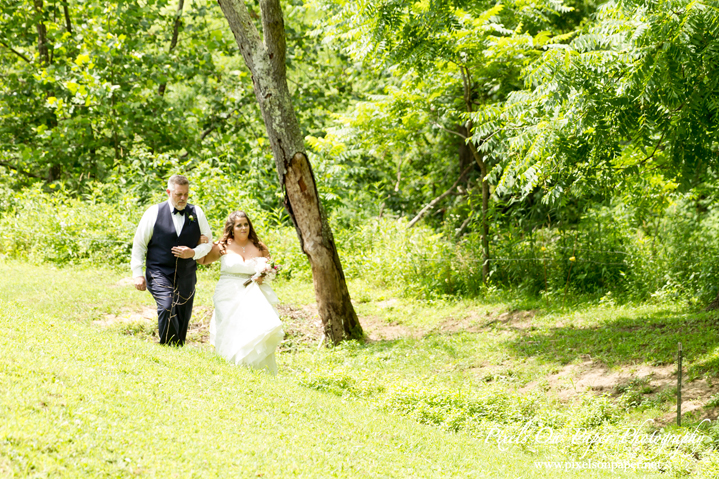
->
[209, 254, 284, 374]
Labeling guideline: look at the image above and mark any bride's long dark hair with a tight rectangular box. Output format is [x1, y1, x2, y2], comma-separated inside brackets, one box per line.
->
[218, 211, 266, 255]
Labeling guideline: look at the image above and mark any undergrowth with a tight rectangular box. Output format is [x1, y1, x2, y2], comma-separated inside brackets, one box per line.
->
[3, 184, 719, 305]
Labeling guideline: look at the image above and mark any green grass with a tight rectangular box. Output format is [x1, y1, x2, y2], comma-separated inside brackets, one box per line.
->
[5, 301, 511, 477]
[1, 262, 712, 477]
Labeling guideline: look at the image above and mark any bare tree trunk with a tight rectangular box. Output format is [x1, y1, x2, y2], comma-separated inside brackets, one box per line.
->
[46, 164, 62, 182]
[35, 0, 61, 181]
[34, 0, 50, 65]
[158, 0, 185, 96]
[61, 0, 73, 33]
[468, 141, 490, 281]
[457, 124, 472, 176]
[434, 119, 491, 281]
[217, 0, 363, 343]
[394, 157, 403, 192]
[481, 160, 490, 280]
[459, 66, 491, 282]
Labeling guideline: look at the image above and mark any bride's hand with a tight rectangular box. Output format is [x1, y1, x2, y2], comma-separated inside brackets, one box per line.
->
[256, 277, 264, 285]
[198, 235, 209, 245]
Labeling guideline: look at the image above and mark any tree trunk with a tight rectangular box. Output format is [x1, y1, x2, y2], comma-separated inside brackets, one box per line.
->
[459, 66, 491, 282]
[480, 157, 490, 281]
[61, 0, 73, 33]
[217, 0, 363, 343]
[158, 0, 184, 96]
[706, 291, 719, 311]
[34, 0, 50, 65]
[35, 0, 60, 181]
[457, 125, 472, 176]
[469, 141, 490, 282]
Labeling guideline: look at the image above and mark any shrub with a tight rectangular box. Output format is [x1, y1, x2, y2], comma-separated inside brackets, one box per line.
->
[5, 182, 719, 302]
[0, 184, 140, 265]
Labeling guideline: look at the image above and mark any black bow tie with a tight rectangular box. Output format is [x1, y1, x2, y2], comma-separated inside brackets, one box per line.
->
[172, 207, 186, 216]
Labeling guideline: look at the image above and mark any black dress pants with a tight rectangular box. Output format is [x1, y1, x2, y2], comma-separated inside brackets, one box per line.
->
[146, 268, 196, 346]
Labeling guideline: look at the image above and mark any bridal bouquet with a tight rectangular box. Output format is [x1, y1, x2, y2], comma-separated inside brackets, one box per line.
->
[243, 258, 281, 286]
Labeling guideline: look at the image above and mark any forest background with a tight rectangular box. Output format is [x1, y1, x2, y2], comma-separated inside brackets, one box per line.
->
[1, 0, 719, 307]
[4, 0, 719, 476]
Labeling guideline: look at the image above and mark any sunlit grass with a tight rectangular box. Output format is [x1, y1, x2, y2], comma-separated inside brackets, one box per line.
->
[3, 261, 716, 477]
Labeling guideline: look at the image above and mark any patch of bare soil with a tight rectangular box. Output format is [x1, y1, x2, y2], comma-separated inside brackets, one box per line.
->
[98, 302, 326, 349]
[535, 362, 676, 400]
[374, 298, 399, 309]
[96, 305, 212, 345]
[275, 303, 419, 344]
[84, 301, 536, 346]
[432, 309, 537, 334]
[655, 376, 719, 425]
[360, 315, 419, 341]
[276, 304, 324, 349]
[186, 306, 212, 344]
[94, 305, 156, 327]
[522, 360, 719, 420]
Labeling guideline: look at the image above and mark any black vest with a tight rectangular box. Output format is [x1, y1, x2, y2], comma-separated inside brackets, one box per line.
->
[146, 202, 201, 277]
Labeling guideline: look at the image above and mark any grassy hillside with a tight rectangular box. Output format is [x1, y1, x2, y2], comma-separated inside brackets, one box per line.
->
[0, 262, 708, 477]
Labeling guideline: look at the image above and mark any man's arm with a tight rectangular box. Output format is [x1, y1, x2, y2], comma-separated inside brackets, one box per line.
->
[130, 206, 158, 289]
[192, 205, 213, 260]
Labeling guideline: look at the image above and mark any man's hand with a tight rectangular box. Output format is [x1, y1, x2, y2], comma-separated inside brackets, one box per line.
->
[134, 276, 147, 291]
[171, 246, 195, 259]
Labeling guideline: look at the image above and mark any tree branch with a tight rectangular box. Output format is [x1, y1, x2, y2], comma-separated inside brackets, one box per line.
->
[200, 124, 216, 141]
[455, 213, 473, 239]
[433, 122, 468, 140]
[34, 0, 50, 65]
[459, 66, 474, 114]
[0, 40, 32, 64]
[159, 0, 185, 96]
[217, 0, 264, 72]
[169, 0, 184, 52]
[61, 0, 72, 33]
[179, 115, 231, 158]
[0, 160, 43, 179]
[641, 128, 668, 164]
[467, 137, 484, 171]
[408, 163, 474, 228]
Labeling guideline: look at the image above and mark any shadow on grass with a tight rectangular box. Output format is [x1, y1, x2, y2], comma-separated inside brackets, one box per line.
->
[504, 307, 719, 378]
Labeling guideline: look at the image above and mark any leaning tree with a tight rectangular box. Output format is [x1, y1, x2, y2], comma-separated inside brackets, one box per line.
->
[216, 0, 363, 343]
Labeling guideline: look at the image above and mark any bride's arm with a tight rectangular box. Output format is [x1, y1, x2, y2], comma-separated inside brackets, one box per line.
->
[196, 243, 222, 265]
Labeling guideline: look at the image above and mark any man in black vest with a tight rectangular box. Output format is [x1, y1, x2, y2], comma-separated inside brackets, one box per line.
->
[131, 175, 213, 345]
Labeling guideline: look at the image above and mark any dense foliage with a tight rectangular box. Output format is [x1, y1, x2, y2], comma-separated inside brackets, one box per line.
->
[2, 0, 719, 302]
[474, 0, 719, 199]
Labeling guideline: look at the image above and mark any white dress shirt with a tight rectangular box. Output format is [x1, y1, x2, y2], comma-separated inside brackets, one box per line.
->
[131, 200, 213, 278]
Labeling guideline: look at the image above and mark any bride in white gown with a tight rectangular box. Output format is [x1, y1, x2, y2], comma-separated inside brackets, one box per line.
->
[197, 211, 284, 373]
